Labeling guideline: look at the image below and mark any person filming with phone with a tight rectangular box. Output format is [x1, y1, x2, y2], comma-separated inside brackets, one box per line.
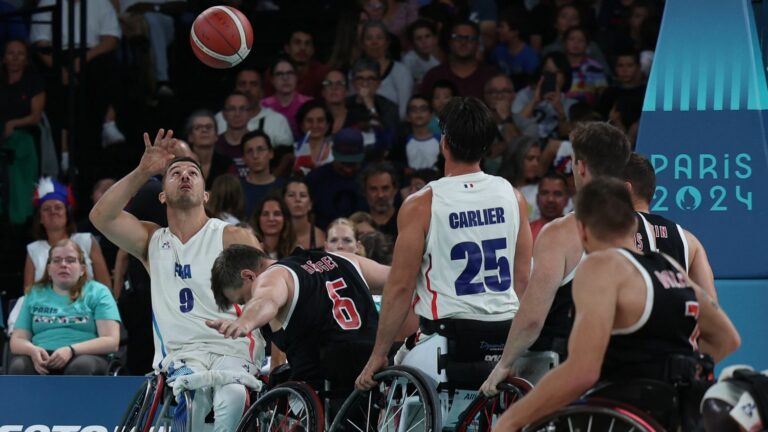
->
[511, 52, 578, 140]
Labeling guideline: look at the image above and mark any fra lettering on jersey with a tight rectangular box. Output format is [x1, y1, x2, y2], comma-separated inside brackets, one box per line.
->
[175, 263, 192, 280]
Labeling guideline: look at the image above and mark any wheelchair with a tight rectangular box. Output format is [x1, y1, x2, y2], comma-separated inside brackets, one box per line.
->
[117, 372, 198, 432]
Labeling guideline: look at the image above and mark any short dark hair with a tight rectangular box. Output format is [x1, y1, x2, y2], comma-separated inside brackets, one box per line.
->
[540, 171, 569, 190]
[624, 153, 655, 204]
[439, 97, 497, 163]
[575, 177, 637, 241]
[451, 19, 480, 36]
[210, 244, 269, 311]
[499, 7, 525, 33]
[537, 51, 572, 92]
[285, 27, 314, 46]
[270, 57, 296, 75]
[185, 109, 217, 138]
[431, 79, 458, 97]
[361, 161, 399, 189]
[570, 122, 631, 179]
[406, 19, 437, 43]
[241, 129, 273, 150]
[563, 25, 589, 44]
[407, 94, 432, 112]
[614, 48, 640, 66]
[351, 58, 380, 78]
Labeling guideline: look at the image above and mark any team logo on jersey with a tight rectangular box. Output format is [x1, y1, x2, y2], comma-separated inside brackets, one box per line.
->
[161, 241, 171, 250]
[463, 183, 474, 189]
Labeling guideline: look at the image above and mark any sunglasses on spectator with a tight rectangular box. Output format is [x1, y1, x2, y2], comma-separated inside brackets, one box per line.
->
[451, 34, 479, 42]
[323, 79, 347, 88]
[51, 257, 79, 265]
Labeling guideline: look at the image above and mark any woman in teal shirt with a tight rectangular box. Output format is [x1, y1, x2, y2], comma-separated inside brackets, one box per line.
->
[9, 239, 121, 375]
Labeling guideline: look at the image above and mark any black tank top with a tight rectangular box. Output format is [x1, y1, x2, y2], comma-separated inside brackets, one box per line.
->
[635, 212, 689, 271]
[601, 249, 699, 382]
[261, 248, 378, 388]
[530, 257, 583, 357]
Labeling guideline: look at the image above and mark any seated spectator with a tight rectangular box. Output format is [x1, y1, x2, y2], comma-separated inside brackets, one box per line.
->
[207, 174, 244, 225]
[390, 94, 440, 172]
[428, 79, 456, 135]
[215, 92, 253, 178]
[529, 172, 570, 242]
[512, 52, 578, 139]
[306, 128, 368, 229]
[541, 4, 610, 73]
[362, 162, 399, 239]
[261, 58, 313, 138]
[359, 21, 413, 119]
[186, 110, 236, 189]
[419, 20, 499, 100]
[251, 194, 296, 259]
[597, 50, 646, 119]
[349, 211, 377, 237]
[240, 130, 285, 219]
[1, 39, 44, 225]
[498, 136, 542, 220]
[359, 231, 393, 265]
[489, 9, 540, 86]
[608, 92, 643, 149]
[402, 19, 440, 86]
[214, 68, 294, 148]
[324, 217, 361, 254]
[322, 69, 349, 134]
[345, 59, 399, 150]
[9, 239, 121, 375]
[400, 168, 438, 201]
[25, 178, 112, 291]
[483, 74, 521, 143]
[294, 100, 334, 174]
[372, 0, 419, 48]
[263, 28, 330, 98]
[562, 26, 608, 105]
[283, 177, 326, 250]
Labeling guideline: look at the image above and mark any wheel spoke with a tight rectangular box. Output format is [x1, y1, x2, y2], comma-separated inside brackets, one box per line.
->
[380, 388, 419, 430]
[608, 417, 615, 432]
[568, 416, 574, 432]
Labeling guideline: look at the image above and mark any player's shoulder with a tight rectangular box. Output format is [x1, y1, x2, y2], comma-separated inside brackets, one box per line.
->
[537, 213, 577, 242]
[223, 223, 261, 249]
[577, 249, 638, 282]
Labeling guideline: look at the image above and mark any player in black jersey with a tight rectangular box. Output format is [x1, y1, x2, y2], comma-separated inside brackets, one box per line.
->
[482, 122, 632, 395]
[624, 153, 718, 300]
[494, 178, 740, 432]
[206, 245, 388, 392]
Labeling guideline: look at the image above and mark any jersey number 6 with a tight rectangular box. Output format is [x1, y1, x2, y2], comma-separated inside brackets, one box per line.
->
[451, 238, 511, 296]
[326, 278, 362, 330]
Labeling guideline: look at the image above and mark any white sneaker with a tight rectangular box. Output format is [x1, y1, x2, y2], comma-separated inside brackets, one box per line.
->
[102, 121, 125, 147]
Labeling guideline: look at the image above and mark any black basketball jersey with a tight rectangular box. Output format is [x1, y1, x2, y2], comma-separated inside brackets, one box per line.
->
[530, 255, 585, 358]
[261, 249, 379, 388]
[601, 249, 699, 382]
[635, 212, 689, 272]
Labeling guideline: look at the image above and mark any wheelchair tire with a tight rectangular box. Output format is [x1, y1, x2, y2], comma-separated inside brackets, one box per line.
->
[455, 377, 533, 432]
[117, 374, 165, 432]
[236, 381, 324, 432]
[328, 365, 442, 432]
[523, 399, 665, 432]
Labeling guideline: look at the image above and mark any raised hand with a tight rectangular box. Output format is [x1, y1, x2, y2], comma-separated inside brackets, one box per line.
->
[138, 129, 179, 176]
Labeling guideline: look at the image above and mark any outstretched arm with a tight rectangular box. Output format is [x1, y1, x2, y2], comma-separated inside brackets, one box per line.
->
[207, 268, 291, 338]
[90, 130, 178, 263]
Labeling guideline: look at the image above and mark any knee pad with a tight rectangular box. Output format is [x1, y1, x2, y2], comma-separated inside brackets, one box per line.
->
[701, 398, 741, 432]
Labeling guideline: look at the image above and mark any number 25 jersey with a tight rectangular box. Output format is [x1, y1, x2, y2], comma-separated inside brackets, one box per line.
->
[416, 172, 521, 321]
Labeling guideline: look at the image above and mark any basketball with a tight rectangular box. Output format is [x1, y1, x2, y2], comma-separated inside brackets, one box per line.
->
[190, 6, 253, 69]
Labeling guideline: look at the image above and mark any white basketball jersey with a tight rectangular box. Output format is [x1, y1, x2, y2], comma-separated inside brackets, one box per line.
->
[148, 218, 264, 370]
[415, 172, 521, 321]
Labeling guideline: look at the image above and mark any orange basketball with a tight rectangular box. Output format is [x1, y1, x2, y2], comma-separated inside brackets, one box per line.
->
[190, 6, 253, 69]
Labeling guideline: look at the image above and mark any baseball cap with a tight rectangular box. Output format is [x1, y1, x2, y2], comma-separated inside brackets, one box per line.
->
[332, 128, 365, 163]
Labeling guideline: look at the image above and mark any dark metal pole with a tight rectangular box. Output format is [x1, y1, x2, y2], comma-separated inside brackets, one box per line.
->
[66, 0, 76, 184]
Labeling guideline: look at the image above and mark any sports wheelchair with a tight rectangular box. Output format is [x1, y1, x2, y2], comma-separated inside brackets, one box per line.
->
[117, 372, 197, 432]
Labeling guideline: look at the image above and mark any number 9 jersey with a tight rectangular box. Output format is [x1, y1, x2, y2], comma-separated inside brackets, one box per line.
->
[415, 172, 521, 321]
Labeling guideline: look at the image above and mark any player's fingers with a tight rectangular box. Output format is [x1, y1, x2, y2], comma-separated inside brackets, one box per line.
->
[205, 319, 220, 329]
[143, 132, 151, 149]
[153, 129, 165, 146]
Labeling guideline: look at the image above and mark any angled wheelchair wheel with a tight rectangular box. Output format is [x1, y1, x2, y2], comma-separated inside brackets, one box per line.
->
[455, 377, 534, 432]
[236, 381, 324, 432]
[328, 365, 441, 432]
[523, 399, 665, 432]
[117, 374, 165, 432]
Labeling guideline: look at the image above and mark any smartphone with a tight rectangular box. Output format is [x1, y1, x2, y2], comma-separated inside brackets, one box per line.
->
[541, 72, 558, 95]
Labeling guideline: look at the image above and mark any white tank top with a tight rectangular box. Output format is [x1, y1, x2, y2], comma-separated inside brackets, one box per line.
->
[148, 218, 264, 369]
[27, 233, 95, 281]
[415, 172, 521, 321]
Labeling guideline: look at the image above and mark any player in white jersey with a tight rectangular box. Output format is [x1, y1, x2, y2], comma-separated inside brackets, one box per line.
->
[356, 97, 533, 390]
[480, 122, 632, 395]
[90, 130, 264, 432]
